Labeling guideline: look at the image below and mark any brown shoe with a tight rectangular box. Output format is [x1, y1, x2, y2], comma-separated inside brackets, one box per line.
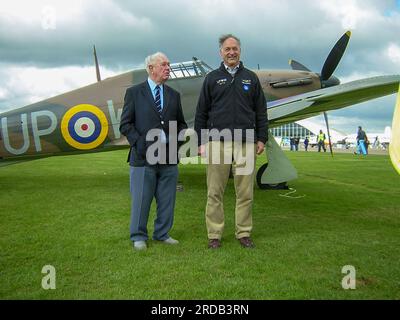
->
[238, 237, 255, 248]
[208, 239, 221, 249]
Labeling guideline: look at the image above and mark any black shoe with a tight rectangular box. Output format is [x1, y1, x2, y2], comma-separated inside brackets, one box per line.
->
[238, 237, 255, 248]
[208, 239, 221, 249]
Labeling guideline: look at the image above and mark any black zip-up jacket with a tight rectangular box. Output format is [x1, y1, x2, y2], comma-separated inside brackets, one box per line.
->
[357, 129, 367, 141]
[194, 61, 268, 146]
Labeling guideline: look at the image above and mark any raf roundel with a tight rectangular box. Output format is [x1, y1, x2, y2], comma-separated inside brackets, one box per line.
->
[61, 104, 109, 150]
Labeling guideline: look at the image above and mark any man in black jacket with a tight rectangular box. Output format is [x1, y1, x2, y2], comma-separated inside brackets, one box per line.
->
[120, 52, 187, 251]
[194, 34, 268, 249]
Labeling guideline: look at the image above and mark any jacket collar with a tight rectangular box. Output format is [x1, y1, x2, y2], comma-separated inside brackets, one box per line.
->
[219, 61, 244, 74]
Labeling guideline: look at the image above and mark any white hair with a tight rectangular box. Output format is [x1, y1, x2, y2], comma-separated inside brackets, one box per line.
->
[145, 52, 167, 74]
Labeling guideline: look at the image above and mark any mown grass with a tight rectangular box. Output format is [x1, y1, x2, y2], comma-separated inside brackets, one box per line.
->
[0, 150, 399, 299]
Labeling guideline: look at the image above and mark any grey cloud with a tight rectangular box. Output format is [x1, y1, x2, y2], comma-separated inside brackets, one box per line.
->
[1, 0, 398, 71]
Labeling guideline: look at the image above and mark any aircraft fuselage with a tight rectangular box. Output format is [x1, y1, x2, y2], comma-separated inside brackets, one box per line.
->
[0, 65, 324, 160]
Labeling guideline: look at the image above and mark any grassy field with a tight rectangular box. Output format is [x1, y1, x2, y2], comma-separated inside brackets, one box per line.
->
[0, 150, 399, 299]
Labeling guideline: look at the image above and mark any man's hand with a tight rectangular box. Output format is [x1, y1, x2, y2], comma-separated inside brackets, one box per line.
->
[198, 144, 206, 157]
[256, 141, 265, 155]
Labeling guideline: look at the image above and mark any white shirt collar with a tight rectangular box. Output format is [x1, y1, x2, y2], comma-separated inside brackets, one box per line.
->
[224, 63, 239, 75]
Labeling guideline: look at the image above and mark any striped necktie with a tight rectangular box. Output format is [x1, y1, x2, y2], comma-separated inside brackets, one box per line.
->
[154, 85, 162, 113]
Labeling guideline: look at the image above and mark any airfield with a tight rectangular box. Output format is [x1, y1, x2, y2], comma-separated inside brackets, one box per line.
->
[282, 145, 389, 155]
[0, 149, 399, 299]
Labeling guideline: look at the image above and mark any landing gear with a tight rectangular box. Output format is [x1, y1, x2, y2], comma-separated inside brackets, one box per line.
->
[256, 163, 288, 190]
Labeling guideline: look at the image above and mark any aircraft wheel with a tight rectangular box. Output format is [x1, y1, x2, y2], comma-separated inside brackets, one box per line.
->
[256, 163, 288, 190]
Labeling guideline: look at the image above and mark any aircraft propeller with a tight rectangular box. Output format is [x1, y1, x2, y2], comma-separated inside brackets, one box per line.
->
[290, 30, 351, 88]
[289, 31, 351, 157]
[289, 59, 310, 72]
[320, 31, 351, 82]
[321, 31, 351, 156]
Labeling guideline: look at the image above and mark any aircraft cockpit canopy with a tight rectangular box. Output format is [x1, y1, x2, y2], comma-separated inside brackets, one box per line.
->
[169, 57, 213, 79]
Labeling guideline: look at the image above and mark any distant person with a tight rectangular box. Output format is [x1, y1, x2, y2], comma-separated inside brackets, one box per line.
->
[317, 130, 326, 152]
[373, 136, 379, 148]
[290, 137, 295, 151]
[356, 126, 368, 155]
[119, 52, 188, 251]
[304, 136, 309, 151]
[294, 136, 300, 151]
[194, 34, 267, 249]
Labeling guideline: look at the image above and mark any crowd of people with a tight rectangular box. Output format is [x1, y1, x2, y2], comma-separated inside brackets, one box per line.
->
[286, 126, 373, 155]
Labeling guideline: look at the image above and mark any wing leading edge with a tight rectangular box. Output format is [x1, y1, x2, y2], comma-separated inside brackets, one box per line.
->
[268, 75, 400, 126]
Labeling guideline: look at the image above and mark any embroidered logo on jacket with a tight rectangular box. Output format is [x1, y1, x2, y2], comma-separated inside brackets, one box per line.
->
[216, 78, 227, 86]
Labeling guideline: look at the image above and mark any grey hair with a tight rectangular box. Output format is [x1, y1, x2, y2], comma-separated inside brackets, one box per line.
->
[145, 52, 167, 74]
[219, 34, 241, 48]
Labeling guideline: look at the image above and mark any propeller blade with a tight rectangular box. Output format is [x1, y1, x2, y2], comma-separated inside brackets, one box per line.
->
[289, 59, 311, 71]
[321, 31, 351, 81]
[323, 112, 334, 158]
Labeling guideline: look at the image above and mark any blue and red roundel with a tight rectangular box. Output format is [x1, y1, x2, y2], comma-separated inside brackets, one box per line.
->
[61, 104, 108, 150]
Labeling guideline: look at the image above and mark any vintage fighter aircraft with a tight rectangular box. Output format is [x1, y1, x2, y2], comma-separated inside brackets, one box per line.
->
[1, 31, 400, 187]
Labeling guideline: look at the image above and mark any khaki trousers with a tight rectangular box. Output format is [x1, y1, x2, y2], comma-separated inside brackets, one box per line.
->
[205, 141, 257, 240]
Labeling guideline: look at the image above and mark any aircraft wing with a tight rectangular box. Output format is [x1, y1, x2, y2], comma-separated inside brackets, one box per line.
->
[0, 159, 33, 167]
[268, 75, 400, 126]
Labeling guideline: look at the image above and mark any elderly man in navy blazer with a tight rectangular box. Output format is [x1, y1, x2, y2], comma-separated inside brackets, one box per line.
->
[120, 52, 187, 251]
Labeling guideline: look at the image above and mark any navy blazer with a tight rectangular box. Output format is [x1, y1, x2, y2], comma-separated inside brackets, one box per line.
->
[119, 81, 188, 166]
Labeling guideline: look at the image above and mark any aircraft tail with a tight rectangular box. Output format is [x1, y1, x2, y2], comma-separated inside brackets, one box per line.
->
[389, 82, 400, 175]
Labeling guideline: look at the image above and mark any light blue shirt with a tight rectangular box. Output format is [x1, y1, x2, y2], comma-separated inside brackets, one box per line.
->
[147, 78, 167, 143]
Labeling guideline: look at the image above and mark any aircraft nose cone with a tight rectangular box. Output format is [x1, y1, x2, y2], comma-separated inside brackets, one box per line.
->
[321, 75, 340, 88]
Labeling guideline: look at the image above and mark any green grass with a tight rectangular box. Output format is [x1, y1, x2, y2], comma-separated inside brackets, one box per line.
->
[0, 150, 399, 299]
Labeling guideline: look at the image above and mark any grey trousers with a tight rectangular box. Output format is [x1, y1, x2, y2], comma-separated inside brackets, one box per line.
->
[129, 165, 178, 242]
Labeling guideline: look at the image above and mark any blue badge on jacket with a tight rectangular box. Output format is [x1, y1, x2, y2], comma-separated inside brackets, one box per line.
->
[243, 84, 249, 91]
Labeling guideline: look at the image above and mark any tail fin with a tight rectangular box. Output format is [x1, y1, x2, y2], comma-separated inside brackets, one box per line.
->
[389, 82, 400, 174]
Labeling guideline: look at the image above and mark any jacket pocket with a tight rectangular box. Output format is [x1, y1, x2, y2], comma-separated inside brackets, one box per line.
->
[130, 146, 146, 166]
[136, 136, 145, 155]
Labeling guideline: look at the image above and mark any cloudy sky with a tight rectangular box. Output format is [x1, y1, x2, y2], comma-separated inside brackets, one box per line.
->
[1, 0, 399, 134]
